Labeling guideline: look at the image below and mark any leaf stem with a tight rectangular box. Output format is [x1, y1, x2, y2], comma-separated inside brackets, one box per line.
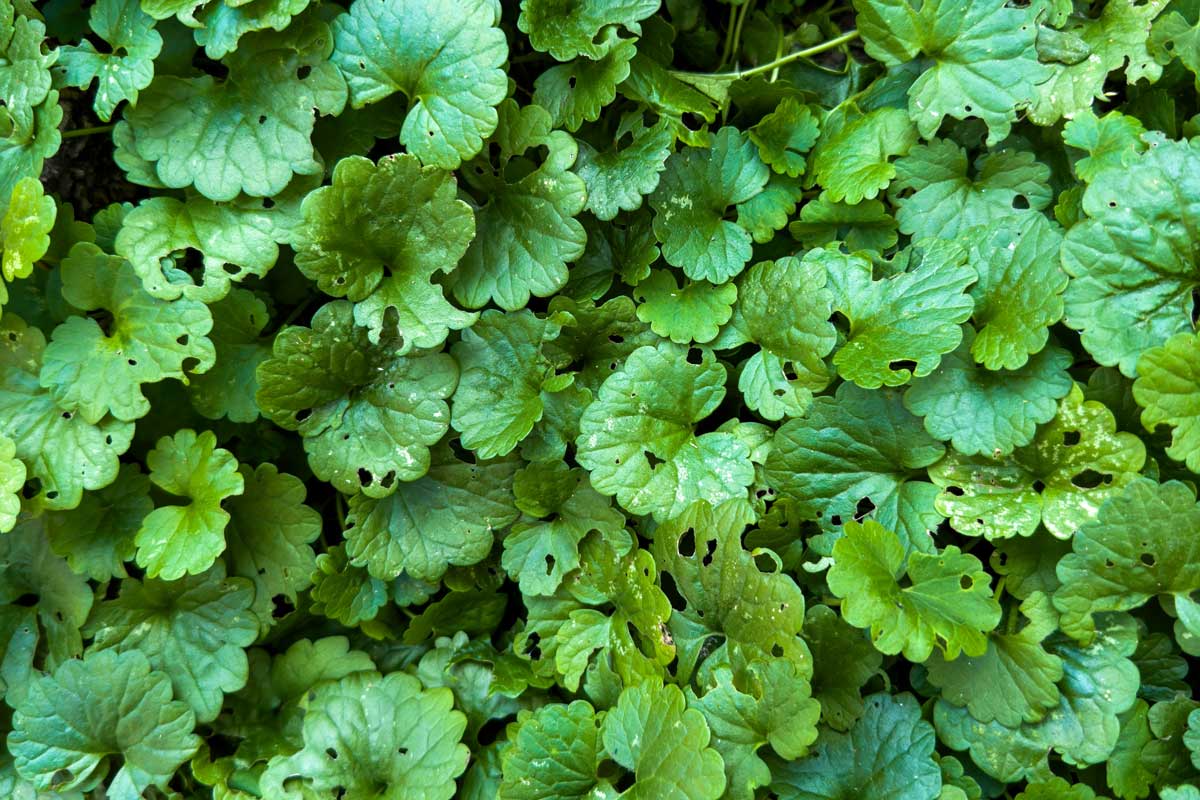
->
[730, 0, 757, 66]
[61, 124, 115, 139]
[718, 3, 739, 68]
[688, 29, 860, 83]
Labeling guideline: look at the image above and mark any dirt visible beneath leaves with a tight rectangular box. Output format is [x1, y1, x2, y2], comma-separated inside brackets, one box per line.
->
[41, 88, 148, 216]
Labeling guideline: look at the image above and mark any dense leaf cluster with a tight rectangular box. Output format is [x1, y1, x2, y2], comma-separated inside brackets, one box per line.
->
[2, 0, 1200, 798]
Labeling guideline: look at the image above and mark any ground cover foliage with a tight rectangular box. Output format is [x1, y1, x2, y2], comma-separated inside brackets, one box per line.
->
[2, 0, 1200, 797]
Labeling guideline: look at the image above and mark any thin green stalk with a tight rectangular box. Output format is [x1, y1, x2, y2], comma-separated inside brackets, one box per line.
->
[61, 124, 115, 139]
[691, 29, 860, 83]
[730, 0, 757, 65]
[718, 2, 739, 68]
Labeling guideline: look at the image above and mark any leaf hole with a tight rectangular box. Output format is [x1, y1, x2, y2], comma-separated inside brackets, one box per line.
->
[686, 347, 704, 365]
[701, 537, 717, 567]
[1032, 480, 1045, 493]
[678, 528, 696, 557]
[297, 65, 312, 80]
[660, 571, 687, 611]
[272, 594, 295, 618]
[357, 468, 373, 487]
[959, 575, 972, 590]
[645, 450, 663, 468]
[946, 486, 964, 496]
[257, 115, 267, 125]
[888, 359, 917, 372]
[1070, 469, 1109, 489]
[1140, 553, 1156, 567]
[325, 747, 338, 760]
[1063, 430, 1080, 445]
[1012, 195, 1030, 209]
[771, 643, 784, 657]
[295, 408, 313, 422]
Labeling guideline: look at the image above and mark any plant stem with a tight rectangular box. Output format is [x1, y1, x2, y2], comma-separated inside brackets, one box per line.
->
[718, 3, 739, 68]
[61, 124, 115, 139]
[730, 0, 757, 65]
[689, 29, 860, 83]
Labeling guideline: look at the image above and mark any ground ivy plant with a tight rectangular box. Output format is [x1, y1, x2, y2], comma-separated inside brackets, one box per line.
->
[2, 0, 1200, 798]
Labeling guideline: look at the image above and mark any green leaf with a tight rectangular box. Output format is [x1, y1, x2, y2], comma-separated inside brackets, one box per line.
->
[124, 16, 346, 200]
[929, 384, 1148, 541]
[44, 462, 151, 580]
[1054, 479, 1200, 643]
[1030, 0, 1167, 125]
[904, 329, 1074, 457]
[1062, 110, 1147, 182]
[0, 314, 133, 511]
[499, 700, 606, 800]
[186, 288, 272, 423]
[0, 517, 93, 669]
[0, 433, 22, 533]
[451, 309, 565, 458]
[0, 0, 55, 126]
[828, 519, 1001, 661]
[724, 250, 840, 417]
[633, 270, 737, 344]
[133, 429, 244, 580]
[854, 0, 1046, 143]
[223, 463, 322, 625]
[518, 533, 671, 698]
[771, 693, 942, 800]
[85, 564, 258, 723]
[576, 341, 754, 521]
[261, 671, 469, 800]
[503, 460, 625, 596]
[518, 0, 660, 61]
[601, 680, 727, 800]
[40, 243, 216, 424]
[803, 605, 883, 732]
[1060, 137, 1200, 376]
[764, 381, 945, 551]
[1016, 777, 1107, 800]
[689, 660, 820, 800]
[813, 107, 917, 204]
[344, 443, 519, 582]
[533, 35, 637, 132]
[293, 153, 477, 347]
[193, 0, 312, 60]
[650, 126, 770, 284]
[575, 115, 672, 221]
[891, 140, 1051, 241]
[8, 650, 199, 800]
[963, 213, 1068, 370]
[654, 501, 811, 682]
[934, 613, 1140, 782]
[788, 196, 898, 254]
[54, 0, 161, 121]
[748, 97, 820, 179]
[331, 0, 507, 169]
[309, 544, 391, 628]
[256, 300, 458, 496]
[1132, 331, 1200, 473]
[825, 242, 975, 388]
[451, 101, 588, 310]
[0, 92, 62, 206]
[1, 177, 55, 310]
[925, 592, 1064, 727]
[114, 195, 282, 303]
